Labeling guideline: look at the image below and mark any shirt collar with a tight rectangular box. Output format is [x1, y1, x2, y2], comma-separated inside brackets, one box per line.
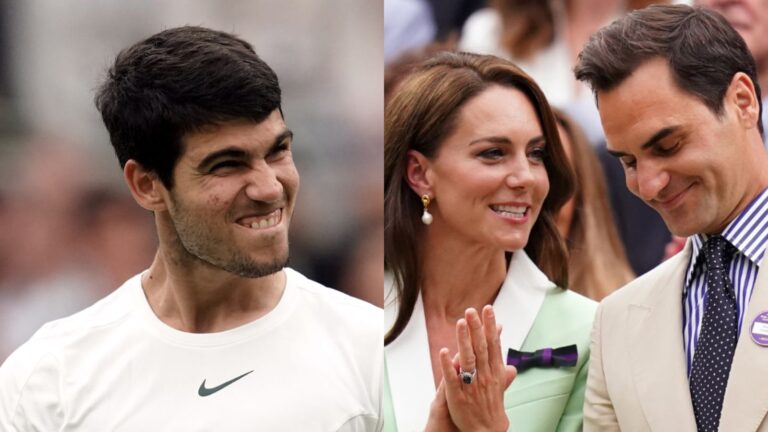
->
[684, 187, 768, 292]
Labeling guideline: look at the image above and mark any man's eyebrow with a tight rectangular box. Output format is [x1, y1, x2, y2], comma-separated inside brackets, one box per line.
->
[197, 129, 294, 170]
[606, 126, 681, 158]
[197, 148, 248, 170]
[640, 125, 680, 150]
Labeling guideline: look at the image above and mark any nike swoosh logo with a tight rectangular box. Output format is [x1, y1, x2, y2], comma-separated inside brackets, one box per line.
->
[198, 370, 254, 397]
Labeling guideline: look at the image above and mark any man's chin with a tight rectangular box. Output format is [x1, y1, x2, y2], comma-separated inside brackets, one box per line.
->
[662, 217, 698, 238]
[212, 249, 290, 279]
[234, 256, 289, 279]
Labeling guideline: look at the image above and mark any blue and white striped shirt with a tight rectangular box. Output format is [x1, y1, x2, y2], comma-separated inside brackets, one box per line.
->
[683, 188, 768, 375]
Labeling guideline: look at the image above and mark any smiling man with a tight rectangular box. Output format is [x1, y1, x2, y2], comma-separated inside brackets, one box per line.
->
[575, 5, 768, 431]
[0, 26, 382, 431]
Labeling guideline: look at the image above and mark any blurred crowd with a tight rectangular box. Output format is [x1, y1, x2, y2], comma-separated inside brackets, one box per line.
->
[0, 0, 383, 361]
[385, 0, 768, 298]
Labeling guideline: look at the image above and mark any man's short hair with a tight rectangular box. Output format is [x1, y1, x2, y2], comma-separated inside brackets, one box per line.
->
[575, 4, 763, 135]
[95, 26, 282, 188]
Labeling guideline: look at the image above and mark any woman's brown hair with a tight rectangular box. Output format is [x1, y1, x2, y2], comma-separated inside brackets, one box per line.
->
[553, 110, 634, 300]
[385, 51, 575, 344]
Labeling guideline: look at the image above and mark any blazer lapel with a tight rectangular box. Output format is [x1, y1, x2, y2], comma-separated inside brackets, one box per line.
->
[629, 242, 697, 431]
[385, 295, 436, 432]
[719, 253, 768, 431]
[496, 250, 552, 352]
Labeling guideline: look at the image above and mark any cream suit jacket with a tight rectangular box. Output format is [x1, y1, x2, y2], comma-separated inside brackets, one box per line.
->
[584, 240, 768, 431]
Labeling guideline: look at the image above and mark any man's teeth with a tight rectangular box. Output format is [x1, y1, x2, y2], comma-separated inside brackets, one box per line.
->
[492, 205, 527, 217]
[250, 215, 279, 229]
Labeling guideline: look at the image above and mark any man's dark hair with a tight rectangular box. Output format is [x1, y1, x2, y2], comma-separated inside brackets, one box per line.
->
[95, 26, 281, 188]
[575, 4, 763, 135]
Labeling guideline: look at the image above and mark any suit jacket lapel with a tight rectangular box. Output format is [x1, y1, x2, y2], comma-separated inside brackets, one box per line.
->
[629, 242, 697, 431]
[720, 253, 768, 431]
[496, 250, 552, 352]
[384, 295, 435, 432]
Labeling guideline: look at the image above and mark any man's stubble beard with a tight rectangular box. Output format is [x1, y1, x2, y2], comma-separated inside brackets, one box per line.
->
[167, 196, 289, 279]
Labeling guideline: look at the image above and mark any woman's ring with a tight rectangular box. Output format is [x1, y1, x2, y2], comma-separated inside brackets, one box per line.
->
[459, 368, 477, 384]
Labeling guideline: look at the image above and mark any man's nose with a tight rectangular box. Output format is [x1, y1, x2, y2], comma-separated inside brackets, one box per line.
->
[244, 162, 283, 203]
[632, 159, 670, 202]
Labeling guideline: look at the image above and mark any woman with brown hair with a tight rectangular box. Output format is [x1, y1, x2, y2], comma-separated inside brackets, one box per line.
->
[384, 51, 595, 431]
[553, 109, 635, 300]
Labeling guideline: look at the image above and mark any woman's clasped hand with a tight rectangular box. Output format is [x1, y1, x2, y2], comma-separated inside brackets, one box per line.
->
[426, 306, 517, 432]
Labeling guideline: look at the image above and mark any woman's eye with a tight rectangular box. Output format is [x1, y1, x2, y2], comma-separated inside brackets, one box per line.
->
[528, 147, 546, 161]
[478, 148, 504, 160]
[620, 157, 636, 169]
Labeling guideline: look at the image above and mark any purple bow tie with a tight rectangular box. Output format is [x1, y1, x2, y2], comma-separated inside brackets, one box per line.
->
[506, 345, 578, 372]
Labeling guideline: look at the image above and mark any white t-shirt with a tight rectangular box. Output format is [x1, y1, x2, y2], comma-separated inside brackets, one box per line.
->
[0, 268, 383, 431]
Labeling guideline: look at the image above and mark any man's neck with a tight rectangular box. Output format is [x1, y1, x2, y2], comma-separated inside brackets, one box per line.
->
[140, 249, 286, 333]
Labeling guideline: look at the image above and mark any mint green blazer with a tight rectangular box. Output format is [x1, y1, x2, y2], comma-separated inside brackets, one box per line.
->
[383, 252, 596, 431]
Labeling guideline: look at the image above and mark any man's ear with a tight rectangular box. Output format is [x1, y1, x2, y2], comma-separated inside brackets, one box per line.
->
[405, 150, 434, 198]
[727, 72, 760, 131]
[124, 160, 169, 212]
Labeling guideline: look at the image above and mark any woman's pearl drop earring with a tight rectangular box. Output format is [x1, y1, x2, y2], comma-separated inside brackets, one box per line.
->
[421, 195, 433, 225]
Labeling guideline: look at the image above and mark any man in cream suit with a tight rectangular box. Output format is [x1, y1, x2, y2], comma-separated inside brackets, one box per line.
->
[574, 5, 768, 431]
